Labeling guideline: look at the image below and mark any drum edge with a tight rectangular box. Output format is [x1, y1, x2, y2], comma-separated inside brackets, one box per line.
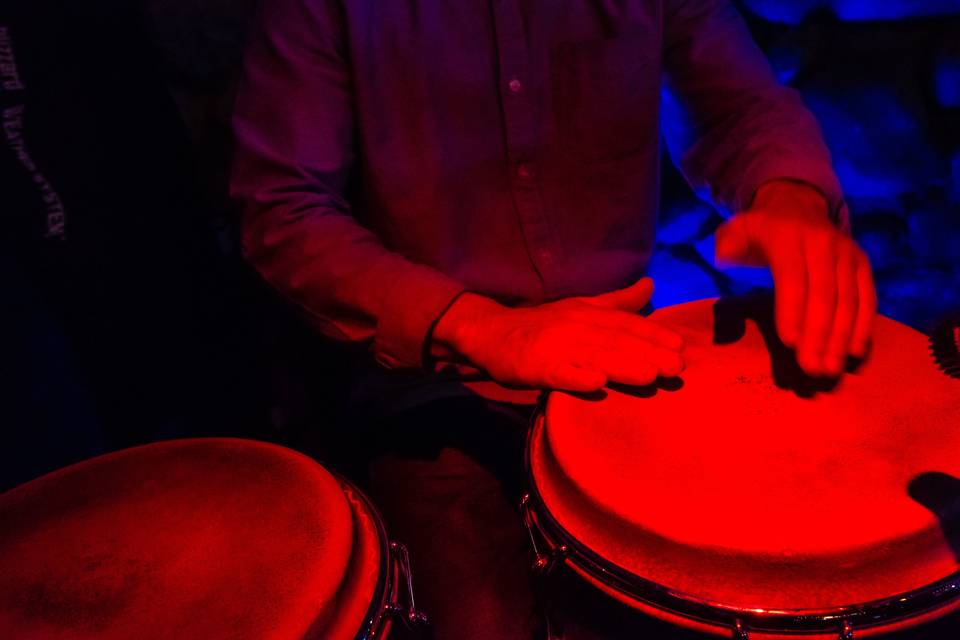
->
[337, 475, 430, 640]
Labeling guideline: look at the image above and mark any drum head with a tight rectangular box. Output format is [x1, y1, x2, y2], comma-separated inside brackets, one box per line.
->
[0, 439, 361, 640]
[535, 297, 960, 612]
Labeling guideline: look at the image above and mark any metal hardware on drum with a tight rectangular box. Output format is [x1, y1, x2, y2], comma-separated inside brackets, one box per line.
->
[521, 492, 567, 575]
[840, 619, 855, 640]
[930, 313, 960, 379]
[731, 618, 854, 640]
[732, 619, 748, 640]
[385, 541, 430, 629]
[345, 481, 430, 640]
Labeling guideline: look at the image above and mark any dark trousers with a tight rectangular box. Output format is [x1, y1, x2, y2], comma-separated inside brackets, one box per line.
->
[346, 396, 704, 640]
[360, 397, 540, 640]
[337, 396, 960, 640]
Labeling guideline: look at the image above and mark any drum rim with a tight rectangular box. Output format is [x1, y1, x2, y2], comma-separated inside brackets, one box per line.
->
[335, 473, 396, 640]
[525, 402, 960, 636]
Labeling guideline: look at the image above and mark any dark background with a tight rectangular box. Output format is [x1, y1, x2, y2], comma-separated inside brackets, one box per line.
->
[2, 0, 959, 490]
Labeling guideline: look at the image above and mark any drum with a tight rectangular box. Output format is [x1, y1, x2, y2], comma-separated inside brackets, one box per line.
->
[0, 438, 426, 639]
[524, 297, 960, 639]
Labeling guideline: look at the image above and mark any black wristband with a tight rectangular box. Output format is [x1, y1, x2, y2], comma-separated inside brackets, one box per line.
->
[421, 289, 475, 373]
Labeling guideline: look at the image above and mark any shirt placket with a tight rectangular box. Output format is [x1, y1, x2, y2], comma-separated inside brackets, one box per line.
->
[490, 0, 560, 298]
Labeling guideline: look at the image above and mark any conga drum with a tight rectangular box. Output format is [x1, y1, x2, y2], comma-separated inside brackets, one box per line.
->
[0, 438, 427, 639]
[524, 297, 960, 639]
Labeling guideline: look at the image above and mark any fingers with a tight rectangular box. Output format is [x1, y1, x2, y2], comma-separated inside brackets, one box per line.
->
[796, 235, 837, 375]
[576, 351, 659, 387]
[850, 251, 877, 357]
[822, 246, 858, 375]
[586, 277, 654, 312]
[715, 215, 751, 265]
[614, 332, 685, 377]
[768, 237, 807, 350]
[549, 365, 607, 392]
[576, 278, 685, 350]
[591, 310, 685, 351]
[786, 238, 876, 377]
[714, 205, 878, 378]
[576, 329, 685, 385]
[543, 332, 679, 392]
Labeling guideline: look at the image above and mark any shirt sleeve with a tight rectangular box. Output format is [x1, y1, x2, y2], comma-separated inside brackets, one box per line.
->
[661, 0, 849, 231]
[230, 0, 466, 369]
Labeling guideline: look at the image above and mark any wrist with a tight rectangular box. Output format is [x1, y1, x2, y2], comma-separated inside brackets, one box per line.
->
[432, 292, 506, 360]
[753, 180, 829, 220]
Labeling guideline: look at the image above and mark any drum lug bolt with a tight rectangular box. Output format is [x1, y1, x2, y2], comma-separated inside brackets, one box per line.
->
[521, 493, 564, 575]
[533, 554, 551, 573]
[386, 541, 430, 631]
[838, 620, 854, 640]
[732, 618, 749, 640]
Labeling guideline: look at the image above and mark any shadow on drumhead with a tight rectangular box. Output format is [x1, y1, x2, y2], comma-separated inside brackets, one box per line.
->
[566, 377, 685, 403]
[712, 294, 864, 399]
[908, 472, 960, 562]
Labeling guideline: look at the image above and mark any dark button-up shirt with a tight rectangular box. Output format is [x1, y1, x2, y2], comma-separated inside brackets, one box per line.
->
[231, 0, 846, 376]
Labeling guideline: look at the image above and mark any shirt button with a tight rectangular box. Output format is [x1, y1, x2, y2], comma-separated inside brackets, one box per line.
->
[508, 78, 522, 94]
[517, 163, 534, 180]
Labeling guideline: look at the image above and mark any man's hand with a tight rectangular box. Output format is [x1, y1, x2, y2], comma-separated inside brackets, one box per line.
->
[715, 181, 877, 377]
[432, 278, 685, 392]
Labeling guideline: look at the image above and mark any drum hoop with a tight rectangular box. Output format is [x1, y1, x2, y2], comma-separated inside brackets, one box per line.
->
[335, 474, 395, 640]
[524, 402, 960, 636]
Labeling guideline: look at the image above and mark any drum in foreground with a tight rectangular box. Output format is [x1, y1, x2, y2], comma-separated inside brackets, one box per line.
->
[0, 438, 425, 639]
[525, 297, 960, 639]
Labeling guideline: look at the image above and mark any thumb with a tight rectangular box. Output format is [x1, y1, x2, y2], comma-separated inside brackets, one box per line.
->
[586, 277, 655, 311]
[715, 214, 764, 267]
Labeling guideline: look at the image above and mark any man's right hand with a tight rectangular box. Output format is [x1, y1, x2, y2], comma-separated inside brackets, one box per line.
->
[432, 278, 685, 392]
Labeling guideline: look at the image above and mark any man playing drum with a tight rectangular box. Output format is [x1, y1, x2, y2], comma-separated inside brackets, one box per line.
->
[231, 1, 876, 638]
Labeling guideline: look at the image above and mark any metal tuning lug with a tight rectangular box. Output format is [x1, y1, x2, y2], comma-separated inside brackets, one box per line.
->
[387, 541, 429, 630]
[838, 619, 854, 640]
[732, 619, 749, 640]
[520, 493, 564, 575]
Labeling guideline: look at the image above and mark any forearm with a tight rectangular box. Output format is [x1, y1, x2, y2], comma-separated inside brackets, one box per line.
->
[663, 0, 847, 227]
[235, 182, 466, 369]
[232, 0, 466, 369]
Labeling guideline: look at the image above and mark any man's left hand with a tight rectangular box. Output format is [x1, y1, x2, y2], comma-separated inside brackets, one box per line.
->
[715, 180, 877, 377]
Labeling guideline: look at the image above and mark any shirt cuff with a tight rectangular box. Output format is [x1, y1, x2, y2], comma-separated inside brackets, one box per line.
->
[373, 263, 467, 370]
[735, 158, 850, 234]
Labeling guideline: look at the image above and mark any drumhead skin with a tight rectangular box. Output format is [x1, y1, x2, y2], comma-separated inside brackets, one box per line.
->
[0, 438, 359, 640]
[535, 297, 960, 615]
